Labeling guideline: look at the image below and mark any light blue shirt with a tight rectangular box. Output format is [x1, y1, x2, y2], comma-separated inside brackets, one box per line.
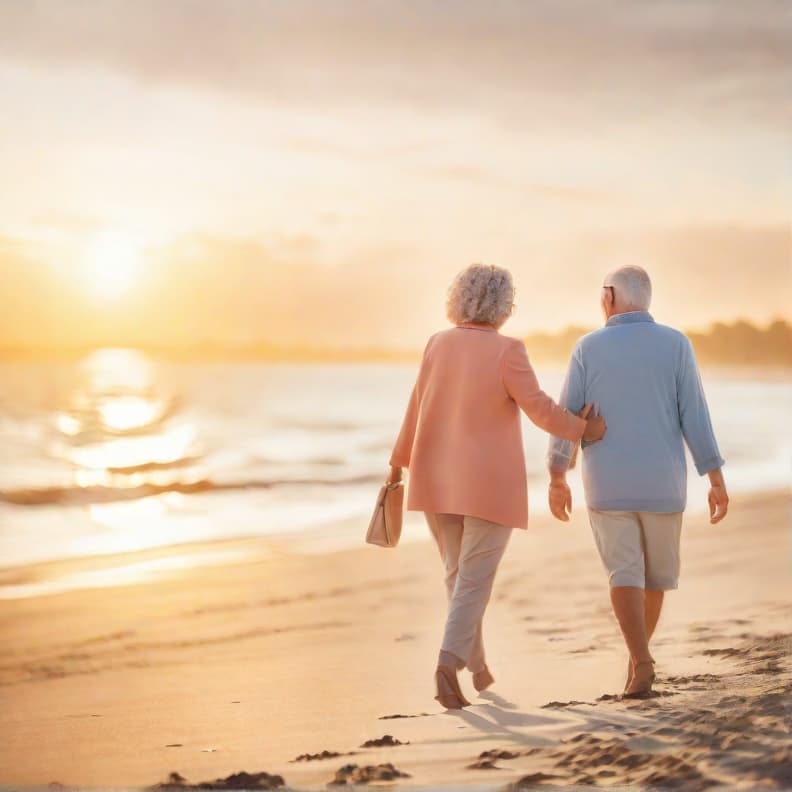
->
[547, 311, 725, 512]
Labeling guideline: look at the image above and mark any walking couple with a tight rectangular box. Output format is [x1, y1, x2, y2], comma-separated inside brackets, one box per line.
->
[388, 263, 727, 708]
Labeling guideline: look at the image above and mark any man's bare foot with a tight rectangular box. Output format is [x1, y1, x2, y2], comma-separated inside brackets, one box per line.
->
[623, 660, 655, 698]
[624, 658, 634, 693]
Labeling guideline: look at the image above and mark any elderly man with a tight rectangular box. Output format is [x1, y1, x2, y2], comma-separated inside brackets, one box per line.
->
[547, 265, 728, 697]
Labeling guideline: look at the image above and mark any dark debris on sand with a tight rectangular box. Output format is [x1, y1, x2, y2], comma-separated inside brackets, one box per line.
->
[359, 734, 408, 748]
[328, 762, 411, 785]
[595, 688, 672, 702]
[378, 712, 433, 719]
[290, 749, 348, 762]
[151, 770, 285, 790]
[471, 748, 540, 773]
[479, 749, 525, 760]
[467, 758, 503, 770]
[505, 771, 561, 788]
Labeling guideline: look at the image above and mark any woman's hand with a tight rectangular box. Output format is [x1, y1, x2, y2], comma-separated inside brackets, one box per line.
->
[387, 465, 403, 484]
[579, 403, 607, 443]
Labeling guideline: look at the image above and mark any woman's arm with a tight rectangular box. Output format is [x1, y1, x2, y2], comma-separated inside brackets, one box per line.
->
[388, 335, 435, 473]
[389, 380, 419, 468]
[502, 338, 598, 441]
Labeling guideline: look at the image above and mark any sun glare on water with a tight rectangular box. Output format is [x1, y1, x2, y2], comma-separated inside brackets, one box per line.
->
[83, 232, 142, 300]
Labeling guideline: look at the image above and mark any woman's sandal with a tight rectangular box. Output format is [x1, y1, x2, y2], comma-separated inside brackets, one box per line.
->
[435, 665, 471, 709]
[472, 665, 495, 692]
[623, 660, 656, 699]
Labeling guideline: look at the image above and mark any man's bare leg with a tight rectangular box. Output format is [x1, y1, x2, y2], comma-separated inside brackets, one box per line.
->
[626, 589, 664, 687]
[611, 586, 654, 693]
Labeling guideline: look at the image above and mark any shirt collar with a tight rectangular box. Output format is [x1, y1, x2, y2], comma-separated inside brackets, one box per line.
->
[455, 321, 498, 332]
[606, 310, 655, 327]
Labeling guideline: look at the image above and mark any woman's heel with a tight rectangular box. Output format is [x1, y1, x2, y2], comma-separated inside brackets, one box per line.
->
[434, 665, 471, 709]
[472, 665, 495, 692]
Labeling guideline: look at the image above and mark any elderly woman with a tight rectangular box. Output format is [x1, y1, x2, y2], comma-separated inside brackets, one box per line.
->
[388, 264, 606, 709]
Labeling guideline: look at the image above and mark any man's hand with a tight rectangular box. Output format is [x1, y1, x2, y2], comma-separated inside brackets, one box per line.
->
[579, 403, 607, 443]
[549, 477, 572, 522]
[707, 468, 729, 524]
[387, 465, 403, 484]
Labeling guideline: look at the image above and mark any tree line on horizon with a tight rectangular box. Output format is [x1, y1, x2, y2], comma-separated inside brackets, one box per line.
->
[523, 319, 792, 366]
[0, 319, 789, 366]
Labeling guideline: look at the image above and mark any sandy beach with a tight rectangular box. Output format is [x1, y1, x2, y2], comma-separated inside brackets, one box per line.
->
[1, 489, 790, 790]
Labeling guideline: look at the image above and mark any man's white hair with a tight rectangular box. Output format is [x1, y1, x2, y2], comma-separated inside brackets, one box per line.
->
[607, 265, 652, 311]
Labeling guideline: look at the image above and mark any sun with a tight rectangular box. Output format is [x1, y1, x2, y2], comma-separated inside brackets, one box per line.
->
[83, 232, 142, 300]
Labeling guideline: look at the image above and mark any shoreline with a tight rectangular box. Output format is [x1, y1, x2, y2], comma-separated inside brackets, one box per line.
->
[1, 488, 787, 601]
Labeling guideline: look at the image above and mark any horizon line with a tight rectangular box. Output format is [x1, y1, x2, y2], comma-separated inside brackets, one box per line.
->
[0, 316, 788, 364]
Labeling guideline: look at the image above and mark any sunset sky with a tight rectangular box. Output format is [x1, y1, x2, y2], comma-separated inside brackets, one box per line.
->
[0, 0, 790, 350]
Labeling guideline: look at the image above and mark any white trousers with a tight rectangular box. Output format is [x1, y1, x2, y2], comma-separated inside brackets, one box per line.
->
[424, 512, 512, 671]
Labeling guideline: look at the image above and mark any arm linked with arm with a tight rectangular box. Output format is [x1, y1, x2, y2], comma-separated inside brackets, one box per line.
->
[502, 339, 586, 444]
[546, 343, 587, 473]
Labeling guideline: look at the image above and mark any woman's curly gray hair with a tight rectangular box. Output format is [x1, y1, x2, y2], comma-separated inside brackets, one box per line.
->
[446, 263, 515, 328]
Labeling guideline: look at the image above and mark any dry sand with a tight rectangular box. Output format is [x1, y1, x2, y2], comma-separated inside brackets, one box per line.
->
[0, 490, 790, 790]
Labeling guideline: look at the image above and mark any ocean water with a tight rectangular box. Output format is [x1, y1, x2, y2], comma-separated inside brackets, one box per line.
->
[0, 349, 789, 574]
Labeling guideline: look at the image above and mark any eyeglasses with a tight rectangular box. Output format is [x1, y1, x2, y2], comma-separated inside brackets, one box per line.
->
[602, 285, 615, 301]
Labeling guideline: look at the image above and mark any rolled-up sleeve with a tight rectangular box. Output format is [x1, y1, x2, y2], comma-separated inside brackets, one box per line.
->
[677, 338, 725, 475]
[547, 342, 587, 471]
[502, 339, 586, 442]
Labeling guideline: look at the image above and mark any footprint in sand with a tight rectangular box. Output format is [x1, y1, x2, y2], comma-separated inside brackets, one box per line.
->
[479, 749, 523, 760]
[541, 700, 587, 709]
[703, 646, 750, 657]
[328, 763, 410, 785]
[476, 748, 540, 765]
[360, 735, 408, 748]
[291, 750, 349, 762]
[151, 770, 285, 790]
[507, 772, 560, 788]
[466, 758, 502, 770]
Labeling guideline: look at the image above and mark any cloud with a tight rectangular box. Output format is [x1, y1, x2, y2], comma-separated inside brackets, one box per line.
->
[1, 0, 789, 132]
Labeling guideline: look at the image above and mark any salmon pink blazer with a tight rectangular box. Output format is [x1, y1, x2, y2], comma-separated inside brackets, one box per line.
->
[390, 322, 586, 529]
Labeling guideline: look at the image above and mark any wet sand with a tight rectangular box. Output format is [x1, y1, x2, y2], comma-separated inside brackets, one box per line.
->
[0, 490, 790, 790]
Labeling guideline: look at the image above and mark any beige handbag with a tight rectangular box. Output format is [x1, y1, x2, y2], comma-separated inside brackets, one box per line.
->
[366, 481, 404, 547]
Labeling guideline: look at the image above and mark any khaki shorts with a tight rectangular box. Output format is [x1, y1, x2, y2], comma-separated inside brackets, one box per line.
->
[587, 509, 683, 590]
